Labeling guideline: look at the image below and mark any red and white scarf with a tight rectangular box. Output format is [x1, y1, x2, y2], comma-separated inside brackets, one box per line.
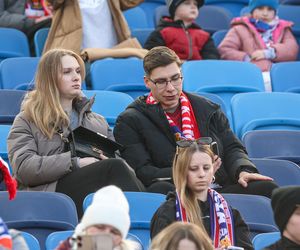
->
[146, 92, 200, 140]
[175, 189, 235, 248]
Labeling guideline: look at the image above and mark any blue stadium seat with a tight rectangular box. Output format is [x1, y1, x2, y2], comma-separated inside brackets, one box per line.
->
[124, 7, 148, 29]
[34, 28, 49, 57]
[222, 194, 279, 239]
[0, 125, 12, 173]
[0, 90, 26, 124]
[0, 28, 30, 62]
[106, 84, 149, 99]
[231, 92, 300, 139]
[46, 230, 143, 250]
[212, 29, 228, 47]
[140, 0, 165, 28]
[154, 5, 168, 27]
[82, 90, 134, 128]
[270, 62, 300, 92]
[195, 5, 233, 34]
[131, 28, 154, 47]
[21, 231, 41, 250]
[205, 0, 249, 17]
[90, 58, 144, 90]
[252, 232, 280, 250]
[182, 60, 265, 128]
[243, 130, 300, 165]
[0, 57, 39, 89]
[83, 191, 166, 249]
[250, 158, 300, 186]
[0, 191, 78, 250]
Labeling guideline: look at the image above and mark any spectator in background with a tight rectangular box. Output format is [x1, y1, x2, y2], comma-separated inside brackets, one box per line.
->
[114, 46, 277, 196]
[218, 0, 299, 91]
[264, 186, 300, 250]
[150, 143, 253, 249]
[0, 0, 52, 55]
[7, 49, 143, 218]
[150, 222, 213, 250]
[56, 185, 141, 250]
[0, 157, 17, 200]
[144, 0, 220, 61]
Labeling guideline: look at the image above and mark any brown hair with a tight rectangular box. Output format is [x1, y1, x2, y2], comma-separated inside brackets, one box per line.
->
[173, 143, 215, 230]
[143, 46, 182, 76]
[150, 222, 213, 250]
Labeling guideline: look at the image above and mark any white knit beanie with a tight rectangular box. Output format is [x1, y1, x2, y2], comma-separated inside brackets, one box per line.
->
[75, 186, 130, 239]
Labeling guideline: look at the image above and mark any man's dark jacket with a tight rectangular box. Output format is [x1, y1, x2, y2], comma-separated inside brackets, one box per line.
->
[114, 92, 257, 187]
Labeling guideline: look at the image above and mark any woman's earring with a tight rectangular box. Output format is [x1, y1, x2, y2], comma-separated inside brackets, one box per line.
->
[212, 176, 216, 184]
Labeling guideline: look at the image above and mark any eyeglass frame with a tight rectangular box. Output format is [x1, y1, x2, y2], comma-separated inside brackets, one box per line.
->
[147, 73, 183, 90]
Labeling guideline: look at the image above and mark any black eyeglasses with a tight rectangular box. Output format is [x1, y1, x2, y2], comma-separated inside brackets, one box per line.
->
[148, 74, 183, 90]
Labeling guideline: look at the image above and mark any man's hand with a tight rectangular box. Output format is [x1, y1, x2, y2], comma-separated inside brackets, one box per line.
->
[213, 155, 222, 174]
[238, 171, 273, 188]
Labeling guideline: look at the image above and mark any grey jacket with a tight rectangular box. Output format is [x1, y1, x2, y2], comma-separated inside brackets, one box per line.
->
[0, 0, 35, 32]
[7, 96, 113, 192]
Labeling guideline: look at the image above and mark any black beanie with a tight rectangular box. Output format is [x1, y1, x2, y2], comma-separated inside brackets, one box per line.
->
[271, 186, 300, 233]
[166, 0, 205, 18]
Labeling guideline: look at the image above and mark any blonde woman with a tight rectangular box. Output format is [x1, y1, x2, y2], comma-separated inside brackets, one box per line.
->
[7, 48, 143, 218]
[150, 142, 253, 249]
[150, 222, 213, 250]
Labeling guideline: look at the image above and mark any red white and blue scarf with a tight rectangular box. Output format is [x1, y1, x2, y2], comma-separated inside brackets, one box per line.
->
[146, 92, 200, 141]
[175, 189, 235, 248]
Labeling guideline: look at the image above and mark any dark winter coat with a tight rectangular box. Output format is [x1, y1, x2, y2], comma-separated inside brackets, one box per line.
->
[114, 92, 257, 188]
[150, 192, 254, 250]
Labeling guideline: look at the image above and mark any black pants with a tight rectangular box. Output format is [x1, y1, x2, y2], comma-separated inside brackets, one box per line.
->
[147, 180, 278, 198]
[56, 159, 144, 218]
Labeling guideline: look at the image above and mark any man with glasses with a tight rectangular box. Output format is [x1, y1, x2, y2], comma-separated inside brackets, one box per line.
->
[114, 46, 277, 196]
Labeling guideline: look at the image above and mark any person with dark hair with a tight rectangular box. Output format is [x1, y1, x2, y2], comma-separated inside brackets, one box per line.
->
[264, 186, 300, 249]
[7, 48, 143, 218]
[144, 0, 219, 60]
[114, 46, 277, 196]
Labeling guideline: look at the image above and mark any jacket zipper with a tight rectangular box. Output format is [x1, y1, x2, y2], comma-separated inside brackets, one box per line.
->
[181, 23, 193, 60]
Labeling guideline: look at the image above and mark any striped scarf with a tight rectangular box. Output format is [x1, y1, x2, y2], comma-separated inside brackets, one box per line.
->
[146, 92, 200, 140]
[175, 189, 234, 248]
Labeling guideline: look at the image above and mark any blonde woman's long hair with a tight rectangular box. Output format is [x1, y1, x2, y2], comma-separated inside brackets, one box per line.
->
[150, 222, 213, 250]
[22, 49, 85, 139]
[172, 143, 215, 231]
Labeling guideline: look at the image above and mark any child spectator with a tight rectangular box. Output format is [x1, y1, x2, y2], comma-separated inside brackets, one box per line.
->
[144, 0, 220, 60]
[218, 0, 299, 91]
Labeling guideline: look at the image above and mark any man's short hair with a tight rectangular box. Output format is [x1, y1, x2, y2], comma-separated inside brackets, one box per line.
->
[143, 46, 182, 76]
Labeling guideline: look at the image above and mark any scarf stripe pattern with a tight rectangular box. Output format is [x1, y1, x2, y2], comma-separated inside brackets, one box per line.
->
[175, 189, 234, 248]
[146, 92, 200, 140]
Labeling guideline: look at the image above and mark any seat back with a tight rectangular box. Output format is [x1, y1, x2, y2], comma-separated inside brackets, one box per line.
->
[106, 84, 149, 99]
[222, 194, 279, 239]
[205, 0, 249, 17]
[90, 58, 144, 90]
[231, 92, 300, 139]
[140, 0, 165, 28]
[0, 57, 39, 89]
[250, 158, 300, 186]
[252, 232, 280, 250]
[243, 130, 300, 163]
[21, 231, 41, 250]
[131, 28, 154, 47]
[195, 5, 233, 34]
[270, 62, 300, 92]
[0, 90, 26, 124]
[124, 7, 148, 29]
[34, 28, 49, 57]
[0, 191, 78, 250]
[0, 28, 30, 61]
[82, 90, 134, 128]
[0, 125, 12, 172]
[182, 60, 265, 128]
[212, 29, 228, 47]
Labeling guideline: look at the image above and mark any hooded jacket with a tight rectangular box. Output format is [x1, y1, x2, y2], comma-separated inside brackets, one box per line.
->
[114, 92, 257, 188]
[218, 17, 299, 72]
[7, 96, 113, 192]
[144, 17, 220, 60]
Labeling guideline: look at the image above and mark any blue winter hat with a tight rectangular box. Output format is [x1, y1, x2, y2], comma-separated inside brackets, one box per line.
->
[248, 0, 279, 13]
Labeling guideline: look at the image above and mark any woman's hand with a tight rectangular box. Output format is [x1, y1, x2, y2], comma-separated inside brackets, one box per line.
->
[78, 157, 99, 168]
[251, 50, 265, 61]
[238, 171, 274, 188]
